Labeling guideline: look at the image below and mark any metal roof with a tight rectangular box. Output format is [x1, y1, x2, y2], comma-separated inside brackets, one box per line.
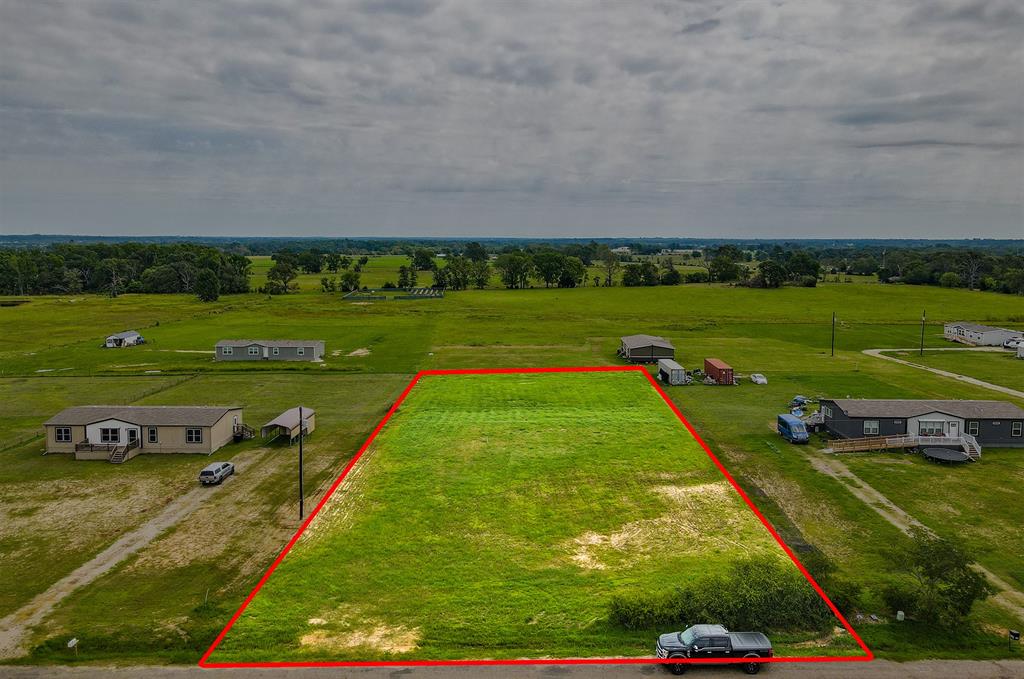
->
[830, 399, 1024, 420]
[620, 334, 674, 350]
[107, 330, 141, 339]
[44, 405, 241, 427]
[944, 322, 1016, 333]
[658, 359, 684, 370]
[261, 406, 315, 431]
[705, 358, 732, 370]
[215, 339, 324, 348]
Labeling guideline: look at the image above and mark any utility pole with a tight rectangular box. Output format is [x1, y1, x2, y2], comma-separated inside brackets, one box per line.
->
[298, 405, 304, 521]
[920, 310, 926, 357]
[831, 312, 836, 357]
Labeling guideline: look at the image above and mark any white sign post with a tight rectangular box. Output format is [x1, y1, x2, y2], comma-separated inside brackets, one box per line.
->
[67, 637, 78, 657]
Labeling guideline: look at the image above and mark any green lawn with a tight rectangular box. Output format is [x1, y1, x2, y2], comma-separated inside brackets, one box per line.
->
[878, 349, 1024, 391]
[207, 371, 852, 663]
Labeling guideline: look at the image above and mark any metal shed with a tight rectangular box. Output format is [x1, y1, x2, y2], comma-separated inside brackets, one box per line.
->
[105, 330, 143, 348]
[261, 406, 316, 443]
[619, 334, 675, 363]
[657, 359, 687, 386]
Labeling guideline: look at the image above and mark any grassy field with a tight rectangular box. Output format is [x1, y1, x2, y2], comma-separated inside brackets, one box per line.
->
[206, 371, 854, 663]
[1, 280, 1022, 665]
[878, 349, 1024, 391]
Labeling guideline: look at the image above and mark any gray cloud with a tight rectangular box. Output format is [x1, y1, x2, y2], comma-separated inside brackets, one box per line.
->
[679, 18, 720, 35]
[0, 0, 1021, 238]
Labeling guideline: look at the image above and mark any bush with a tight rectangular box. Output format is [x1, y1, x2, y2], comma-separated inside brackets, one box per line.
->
[608, 556, 834, 633]
[685, 270, 709, 284]
[798, 275, 817, 287]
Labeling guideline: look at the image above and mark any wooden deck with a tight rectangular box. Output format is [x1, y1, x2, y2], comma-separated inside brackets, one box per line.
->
[827, 434, 981, 461]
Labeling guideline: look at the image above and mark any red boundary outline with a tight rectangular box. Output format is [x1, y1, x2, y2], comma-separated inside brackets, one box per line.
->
[199, 365, 873, 669]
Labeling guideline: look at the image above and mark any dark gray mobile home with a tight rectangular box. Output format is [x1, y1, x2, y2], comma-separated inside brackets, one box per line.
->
[215, 339, 325, 362]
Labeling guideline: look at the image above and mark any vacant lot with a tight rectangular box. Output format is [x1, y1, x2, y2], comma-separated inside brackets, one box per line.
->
[206, 371, 852, 663]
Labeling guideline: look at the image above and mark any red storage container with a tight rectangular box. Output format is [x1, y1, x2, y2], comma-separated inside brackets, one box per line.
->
[704, 358, 734, 385]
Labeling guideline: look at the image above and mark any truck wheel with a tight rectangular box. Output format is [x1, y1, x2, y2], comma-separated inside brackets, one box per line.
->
[668, 663, 687, 675]
[742, 658, 761, 675]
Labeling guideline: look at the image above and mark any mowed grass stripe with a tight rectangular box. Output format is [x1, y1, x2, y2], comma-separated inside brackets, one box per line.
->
[208, 372, 825, 663]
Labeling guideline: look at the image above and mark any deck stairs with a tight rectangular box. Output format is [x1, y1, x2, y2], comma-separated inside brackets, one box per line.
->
[234, 423, 256, 440]
[828, 433, 981, 461]
[107, 439, 140, 464]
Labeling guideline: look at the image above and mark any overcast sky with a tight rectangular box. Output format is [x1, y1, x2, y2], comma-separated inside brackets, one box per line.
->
[1, 0, 1022, 238]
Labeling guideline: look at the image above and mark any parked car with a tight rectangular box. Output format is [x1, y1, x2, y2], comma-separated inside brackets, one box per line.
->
[656, 624, 772, 675]
[777, 414, 809, 443]
[199, 461, 235, 485]
[1003, 336, 1024, 350]
[749, 373, 768, 385]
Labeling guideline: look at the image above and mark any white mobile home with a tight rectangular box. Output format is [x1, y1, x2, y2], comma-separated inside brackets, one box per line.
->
[943, 322, 1020, 346]
[105, 330, 143, 348]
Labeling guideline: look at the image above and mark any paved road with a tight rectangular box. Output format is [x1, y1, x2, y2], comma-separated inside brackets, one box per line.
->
[4, 660, 1024, 679]
[862, 348, 1024, 400]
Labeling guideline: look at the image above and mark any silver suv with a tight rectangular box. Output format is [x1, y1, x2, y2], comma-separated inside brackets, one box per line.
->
[199, 461, 235, 485]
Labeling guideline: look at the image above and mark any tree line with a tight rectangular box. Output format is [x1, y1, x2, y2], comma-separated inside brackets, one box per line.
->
[0, 243, 251, 301]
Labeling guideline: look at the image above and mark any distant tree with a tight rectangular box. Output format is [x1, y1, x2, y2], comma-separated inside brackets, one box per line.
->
[958, 251, 989, 290]
[533, 251, 565, 288]
[195, 268, 220, 302]
[659, 261, 682, 286]
[358, 255, 369, 266]
[463, 242, 488, 262]
[621, 264, 643, 287]
[758, 260, 787, 288]
[557, 256, 586, 288]
[939, 271, 961, 288]
[266, 260, 299, 294]
[592, 274, 601, 287]
[320, 276, 337, 293]
[710, 255, 741, 282]
[494, 252, 534, 289]
[850, 256, 878, 276]
[339, 256, 352, 270]
[470, 260, 491, 289]
[441, 255, 472, 290]
[325, 253, 341, 273]
[598, 246, 620, 286]
[339, 270, 361, 292]
[397, 265, 411, 288]
[412, 249, 435, 270]
[298, 250, 324, 274]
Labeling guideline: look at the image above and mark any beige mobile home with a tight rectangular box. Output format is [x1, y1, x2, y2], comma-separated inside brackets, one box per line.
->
[44, 405, 245, 463]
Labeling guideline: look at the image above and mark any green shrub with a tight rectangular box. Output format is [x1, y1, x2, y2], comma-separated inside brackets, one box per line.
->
[608, 556, 834, 633]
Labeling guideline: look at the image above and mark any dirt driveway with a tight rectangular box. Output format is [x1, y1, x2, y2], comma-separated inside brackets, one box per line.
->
[0, 450, 269, 660]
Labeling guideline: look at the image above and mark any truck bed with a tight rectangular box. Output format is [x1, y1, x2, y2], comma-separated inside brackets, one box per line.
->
[728, 631, 772, 653]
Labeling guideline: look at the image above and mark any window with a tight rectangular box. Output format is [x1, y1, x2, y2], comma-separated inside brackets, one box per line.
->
[821, 404, 832, 418]
[967, 421, 979, 436]
[248, 346, 260, 356]
[919, 420, 945, 436]
[186, 428, 203, 444]
[297, 347, 305, 356]
[1013, 422, 1023, 437]
[100, 428, 120, 443]
[55, 427, 72, 442]
[148, 427, 158, 443]
[222, 346, 233, 356]
[272, 346, 280, 356]
[863, 420, 879, 436]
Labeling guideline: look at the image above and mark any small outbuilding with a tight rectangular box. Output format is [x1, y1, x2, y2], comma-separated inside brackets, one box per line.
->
[261, 406, 316, 443]
[704, 358, 735, 385]
[657, 359, 687, 386]
[105, 330, 143, 348]
[619, 334, 675, 363]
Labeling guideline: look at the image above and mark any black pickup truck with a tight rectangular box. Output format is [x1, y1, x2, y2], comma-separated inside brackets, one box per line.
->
[655, 624, 773, 675]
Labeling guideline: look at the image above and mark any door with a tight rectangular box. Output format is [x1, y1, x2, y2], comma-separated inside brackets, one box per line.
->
[263, 346, 269, 359]
[948, 421, 959, 438]
[127, 429, 138, 445]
